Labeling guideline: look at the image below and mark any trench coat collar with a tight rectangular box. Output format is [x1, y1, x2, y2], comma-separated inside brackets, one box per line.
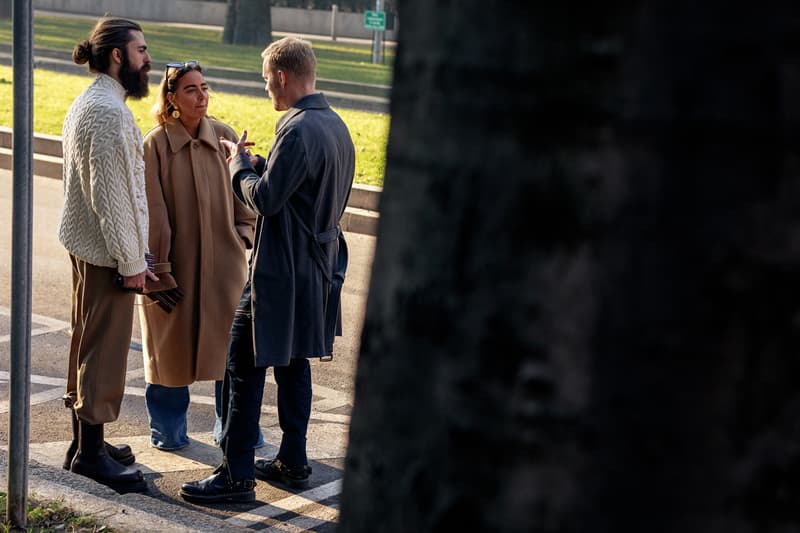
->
[164, 116, 220, 153]
[275, 92, 330, 134]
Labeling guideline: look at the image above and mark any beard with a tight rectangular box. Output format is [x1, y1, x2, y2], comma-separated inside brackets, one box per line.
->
[119, 51, 150, 99]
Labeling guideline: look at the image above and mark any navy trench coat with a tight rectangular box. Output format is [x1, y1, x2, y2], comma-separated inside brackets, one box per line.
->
[229, 93, 355, 367]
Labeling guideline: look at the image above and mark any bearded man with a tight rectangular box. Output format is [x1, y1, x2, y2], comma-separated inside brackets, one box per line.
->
[57, 16, 157, 494]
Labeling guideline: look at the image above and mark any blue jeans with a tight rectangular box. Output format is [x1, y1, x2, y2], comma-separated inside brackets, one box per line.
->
[146, 380, 264, 450]
[145, 383, 190, 450]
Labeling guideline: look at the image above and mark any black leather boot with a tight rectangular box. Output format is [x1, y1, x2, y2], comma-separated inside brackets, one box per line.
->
[180, 463, 255, 503]
[70, 422, 147, 494]
[63, 409, 135, 470]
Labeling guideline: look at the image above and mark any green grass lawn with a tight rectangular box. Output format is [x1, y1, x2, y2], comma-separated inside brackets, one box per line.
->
[0, 14, 394, 86]
[0, 66, 388, 187]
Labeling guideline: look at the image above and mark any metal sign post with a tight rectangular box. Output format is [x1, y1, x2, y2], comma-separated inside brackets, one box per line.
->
[9, 0, 33, 528]
[365, 0, 385, 64]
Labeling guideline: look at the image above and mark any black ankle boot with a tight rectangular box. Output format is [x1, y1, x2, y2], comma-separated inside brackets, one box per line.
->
[70, 422, 147, 494]
[63, 406, 135, 469]
[180, 463, 255, 503]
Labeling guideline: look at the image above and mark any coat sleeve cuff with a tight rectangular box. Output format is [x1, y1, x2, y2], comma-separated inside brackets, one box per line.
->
[229, 152, 254, 177]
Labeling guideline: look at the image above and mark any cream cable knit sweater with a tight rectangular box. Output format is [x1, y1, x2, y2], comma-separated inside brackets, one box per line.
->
[58, 74, 149, 277]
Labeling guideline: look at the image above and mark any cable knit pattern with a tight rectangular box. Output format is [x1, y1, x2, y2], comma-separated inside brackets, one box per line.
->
[58, 74, 149, 276]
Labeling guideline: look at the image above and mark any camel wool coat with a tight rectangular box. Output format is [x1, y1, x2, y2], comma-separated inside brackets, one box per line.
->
[139, 117, 255, 386]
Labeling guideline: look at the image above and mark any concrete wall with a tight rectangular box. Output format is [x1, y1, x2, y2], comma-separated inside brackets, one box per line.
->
[33, 0, 398, 40]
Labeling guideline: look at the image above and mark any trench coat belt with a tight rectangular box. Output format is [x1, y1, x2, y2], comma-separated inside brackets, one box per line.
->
[152, 262, 172, 274]
[308, 226, 340, 284]
[285, 202, 348, 346]
[325, 231, 348, 345]
[306, 225, 348, 345]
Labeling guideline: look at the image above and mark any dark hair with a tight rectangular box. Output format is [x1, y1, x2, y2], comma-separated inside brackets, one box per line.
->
[72, 17, 143, 74]
[152, 62, 205, 126]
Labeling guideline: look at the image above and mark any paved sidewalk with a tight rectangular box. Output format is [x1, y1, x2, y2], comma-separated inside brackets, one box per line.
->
[0, 170, 376, 532]
[0, 313, 353, 532]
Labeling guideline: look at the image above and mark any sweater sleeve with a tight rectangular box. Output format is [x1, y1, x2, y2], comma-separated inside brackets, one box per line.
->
[88, 107, 148, 276]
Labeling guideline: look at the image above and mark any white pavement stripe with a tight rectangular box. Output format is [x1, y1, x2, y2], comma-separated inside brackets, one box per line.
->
[26, 435, 222, 473]
[226, 479, 341, 527]
[0, 371, 350, 424]
[0, 324, 70, 343]
[0, 305, 71, 330]
[123, 385, 146, 397]
[263, 511, 340, 533]
[311, 397, 350, 412]
[0, 372, 69, 413]
[305, 411, 350, 424]
[28, 424, 348, 471]
[0, 386, 66, 414]
[259, 404, 350, 425]
[125, 366, 146, 380]
[313, 383, 351, 404]
[0, 371, 66, 387]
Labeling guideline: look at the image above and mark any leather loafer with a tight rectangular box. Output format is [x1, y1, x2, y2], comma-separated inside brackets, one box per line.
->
[180, 466, 255, 504]
[255, 458, 311, 489]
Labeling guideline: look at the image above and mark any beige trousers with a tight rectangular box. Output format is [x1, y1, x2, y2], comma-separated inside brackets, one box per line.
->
[66, 255, 135, 424]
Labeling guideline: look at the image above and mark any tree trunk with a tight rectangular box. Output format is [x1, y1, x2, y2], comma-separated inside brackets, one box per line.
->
[339, 1, 800, 532]
[0, 0, 11, 20]
[223, 0, 272, 46]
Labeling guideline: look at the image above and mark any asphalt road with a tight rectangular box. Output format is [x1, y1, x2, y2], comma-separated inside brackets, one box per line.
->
[0, 168, 376, 531]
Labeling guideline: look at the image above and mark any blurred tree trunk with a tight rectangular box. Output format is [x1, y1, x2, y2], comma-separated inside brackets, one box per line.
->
[339, 1, 800, 532]
[223, 0, 272, 46]
[0, 0, 10, 20]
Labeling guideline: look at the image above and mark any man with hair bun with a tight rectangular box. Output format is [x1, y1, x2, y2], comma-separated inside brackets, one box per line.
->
[58, 16, 156, 494]
[181, 36, 355, 504]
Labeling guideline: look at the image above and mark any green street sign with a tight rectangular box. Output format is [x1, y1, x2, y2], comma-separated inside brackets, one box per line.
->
[364, 10, 386, 31]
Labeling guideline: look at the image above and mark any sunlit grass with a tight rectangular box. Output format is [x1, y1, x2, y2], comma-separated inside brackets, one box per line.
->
[0, 14, 394, 86]
[0, 65, 389, 187]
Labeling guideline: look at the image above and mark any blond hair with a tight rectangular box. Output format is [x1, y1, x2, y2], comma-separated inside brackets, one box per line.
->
[261, 37, 316, 82]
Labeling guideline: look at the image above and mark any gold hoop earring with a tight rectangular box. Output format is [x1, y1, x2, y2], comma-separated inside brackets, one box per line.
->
[171, 109, 181, 119]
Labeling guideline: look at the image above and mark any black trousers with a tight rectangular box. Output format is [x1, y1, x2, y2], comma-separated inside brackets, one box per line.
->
[219, 285, 312, 481]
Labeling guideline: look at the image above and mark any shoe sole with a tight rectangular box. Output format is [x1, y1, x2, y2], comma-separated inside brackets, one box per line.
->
[179, 489, 255, 504]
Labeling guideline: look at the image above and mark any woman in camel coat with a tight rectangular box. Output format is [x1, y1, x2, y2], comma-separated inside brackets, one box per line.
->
[140, 61, 256, 450]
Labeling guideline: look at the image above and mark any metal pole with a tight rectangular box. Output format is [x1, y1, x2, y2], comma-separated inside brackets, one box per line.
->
[9, 0, 33, 528]
[372, 0, 383, 64]
[330, 4, 337, 41]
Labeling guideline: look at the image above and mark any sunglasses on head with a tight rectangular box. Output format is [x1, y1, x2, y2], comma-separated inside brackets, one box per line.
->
[164, 60, 199, 78]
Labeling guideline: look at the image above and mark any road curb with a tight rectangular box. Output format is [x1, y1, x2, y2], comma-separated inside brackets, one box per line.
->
[0, 127, 381, 237]
[0, 452, 252, 532]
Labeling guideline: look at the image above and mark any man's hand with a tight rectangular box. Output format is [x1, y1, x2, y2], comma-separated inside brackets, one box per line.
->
[220, 129, 256, 164]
